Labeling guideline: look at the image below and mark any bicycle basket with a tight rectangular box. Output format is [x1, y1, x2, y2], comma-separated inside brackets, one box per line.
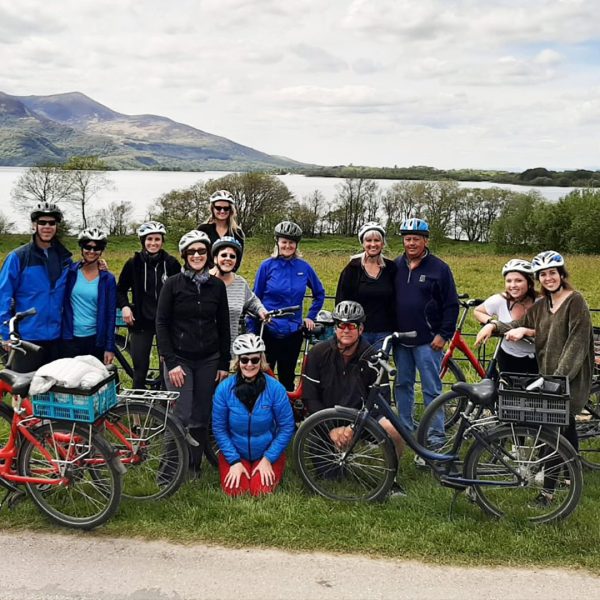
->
[31, 372, 118, 423]
[498, 373, 570, 426]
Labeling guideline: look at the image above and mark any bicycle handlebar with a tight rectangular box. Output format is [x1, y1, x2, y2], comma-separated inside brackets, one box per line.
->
[265, 305, 301, 318]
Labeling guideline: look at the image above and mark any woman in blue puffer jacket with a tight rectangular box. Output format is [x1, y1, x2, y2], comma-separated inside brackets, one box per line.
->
[212, 334, 295, 497]
[253, 221, 325, 391]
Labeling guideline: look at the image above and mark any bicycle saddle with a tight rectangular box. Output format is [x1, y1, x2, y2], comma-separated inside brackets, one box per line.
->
[452, 378, 497, 406]
[0, 369, 35, 397]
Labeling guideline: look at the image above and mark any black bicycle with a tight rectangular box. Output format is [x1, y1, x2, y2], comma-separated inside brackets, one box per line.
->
[293, 332, 583, 524]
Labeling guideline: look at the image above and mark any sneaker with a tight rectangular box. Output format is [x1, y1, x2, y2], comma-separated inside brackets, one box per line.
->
[388, 482, 407, 498]
[414, 455, 427, 469]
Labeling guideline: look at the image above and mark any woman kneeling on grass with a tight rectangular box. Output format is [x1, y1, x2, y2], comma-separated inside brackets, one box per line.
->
[212, 333, 295, 497]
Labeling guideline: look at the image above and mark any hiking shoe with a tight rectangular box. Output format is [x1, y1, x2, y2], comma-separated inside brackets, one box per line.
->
[388, 482, 407, 498]
[414, 455, 427, 469]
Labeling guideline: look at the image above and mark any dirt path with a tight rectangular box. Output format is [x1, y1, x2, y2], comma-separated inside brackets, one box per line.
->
[0, 530, 597, 600]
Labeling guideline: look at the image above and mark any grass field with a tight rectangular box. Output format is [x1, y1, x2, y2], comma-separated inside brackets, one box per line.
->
[1, 234, 599, 572]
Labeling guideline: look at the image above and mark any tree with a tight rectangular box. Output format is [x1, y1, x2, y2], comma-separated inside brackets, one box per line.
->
[420, 180, 460, 241]
[96, 201, 134, 236]
[454, 187, 509, 242]
[288, 202, 319, 238]
[381, 182, 423, 234]
[11, 165, 73, 216]
[335, 177, 378, 236]
[491, 191, 544, 249]
[0, 211, 15, 234]
[303, 190, 325, 235]
[63, 156, 114, 228]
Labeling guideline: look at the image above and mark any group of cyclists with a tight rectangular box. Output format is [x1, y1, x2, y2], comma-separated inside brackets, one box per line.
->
[0, 190, 594, 504]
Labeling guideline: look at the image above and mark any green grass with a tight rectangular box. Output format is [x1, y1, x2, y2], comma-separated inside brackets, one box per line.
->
[1, 235, 600, 570]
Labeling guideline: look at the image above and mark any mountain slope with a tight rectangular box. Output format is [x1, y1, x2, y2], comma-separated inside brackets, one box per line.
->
[0, 91, 305, 170]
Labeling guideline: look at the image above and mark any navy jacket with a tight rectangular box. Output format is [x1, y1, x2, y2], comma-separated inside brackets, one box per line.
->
[394, 252, 459, 346]
[62, 263, 117, 352]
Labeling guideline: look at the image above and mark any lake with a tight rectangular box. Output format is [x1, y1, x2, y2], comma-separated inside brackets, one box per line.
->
[0, 167, 577, 233]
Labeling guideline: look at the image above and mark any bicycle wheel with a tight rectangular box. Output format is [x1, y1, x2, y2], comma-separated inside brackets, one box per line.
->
[0, 400, 13, 447]
[204, 420, 219, 468]
[18, 422, 123, 529]
[464, 424, 582, 524]
[576, 380, 600, 469]
[293, 408, 397, 502]
[103, 402, 188, 500]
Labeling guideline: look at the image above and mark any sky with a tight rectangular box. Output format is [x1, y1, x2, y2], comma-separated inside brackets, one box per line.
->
[2, 0, 600, 171]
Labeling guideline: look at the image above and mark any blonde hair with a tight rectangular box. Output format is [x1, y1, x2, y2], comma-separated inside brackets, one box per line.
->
[205, 203, 243, 237]
[230, 352, 270, 373]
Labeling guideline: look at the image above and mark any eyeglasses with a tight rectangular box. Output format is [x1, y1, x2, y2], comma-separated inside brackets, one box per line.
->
[37, 219, 57, 226]
[239, 356, 261, 365]
[213, 205, 232, 213]
[82, 245, 101, 252]
[184, 248, 208, 257]
[335, 322, 360, 331]
[219, 252, 237, 260]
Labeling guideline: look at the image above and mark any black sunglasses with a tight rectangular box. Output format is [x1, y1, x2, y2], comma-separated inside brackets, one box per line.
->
[184, 248, 208, 257]
[239, 356, 261, 365]
[219, 252, 237, 260]
[213, 205, 232, 213]
[82, 244, 102, 252]
[37, 219, 57, 226]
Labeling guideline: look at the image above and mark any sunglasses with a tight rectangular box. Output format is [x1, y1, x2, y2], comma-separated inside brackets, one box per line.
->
[335, 322, 360, 331]
[37, 219, 57, 226]
[239, 356, 261, 365]
[213, 205, 232, 213]
[219, 252, 237, 260]
[184, 248, 208, 257]
[82, 245, 102, 252]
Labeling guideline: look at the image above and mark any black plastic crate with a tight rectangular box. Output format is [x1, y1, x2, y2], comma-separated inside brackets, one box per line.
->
[498, 372, 570, 426]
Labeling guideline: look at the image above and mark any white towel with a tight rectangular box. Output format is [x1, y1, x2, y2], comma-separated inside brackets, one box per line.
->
[29, 355, 110, 395]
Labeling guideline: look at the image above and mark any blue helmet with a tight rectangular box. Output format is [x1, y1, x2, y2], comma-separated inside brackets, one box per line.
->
[400, 218, 429, 237]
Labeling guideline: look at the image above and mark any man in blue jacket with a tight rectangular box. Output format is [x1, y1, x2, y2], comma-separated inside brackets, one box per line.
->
[0, 202, 72, 371]
[393, 219, 459, 455]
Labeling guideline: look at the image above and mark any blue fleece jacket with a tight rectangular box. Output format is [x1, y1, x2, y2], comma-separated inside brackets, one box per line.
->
[253, 256, 325, 337]
[62, 263, 117, 352]
[394, 252, 459, 346]
[212, 373, 295, 464]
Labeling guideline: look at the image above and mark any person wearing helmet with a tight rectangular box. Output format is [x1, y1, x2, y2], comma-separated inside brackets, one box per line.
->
[212, 333, 295, 496]
[116, 221, 180, 388]
[335, 222, 396, 350]
[393, 217, 459, 451]
[198, 190, 245, 270]
[253, 221, 325, 391]
[0, 202, 72, 371]
[156, 230, 230, 475]
[209, 236, 268, 348]
[62, 229, 117, 364]
[472, 259, 538, 374]
[302, 301, 406, 494]
[477, 251, 593, 505]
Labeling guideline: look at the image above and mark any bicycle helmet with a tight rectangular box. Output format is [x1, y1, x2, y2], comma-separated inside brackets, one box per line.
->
[232, 333, 266, 355]
[209, 190, 235, 206]
[30, 202, 63, 223]
[332, 301, 366, 323]
[274, 221, 302, 242]
[78, 227, 108, 249]
[502, 259, 533, 277]
[315, 309, 334, 325]
[531, 250, 565, 274]
[212, 236, 243, 259]
[178, 230, 211, 254]
[399, 218, 429, 237]
[358, 222, 386, 244]
[137, 221, 166, 239]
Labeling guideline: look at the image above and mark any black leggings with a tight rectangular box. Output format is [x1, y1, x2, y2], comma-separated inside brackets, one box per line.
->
[497, 347, 538, 375]
[263, 329, 303, 391]
[129, 328, 157, 389]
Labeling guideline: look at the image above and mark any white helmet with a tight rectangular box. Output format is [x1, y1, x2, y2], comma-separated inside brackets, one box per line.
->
[31, 202, 63, 223]
[316, 309, 334, 324]
[274, 221, 302, 242]
[232, 333, 266, 355]
[137, 221, 166, 239]
[209, 190, 235, 206]
[502, 259, 533, 277]
[178, 230, 211, 254]
[78, 228, 108, 248]
[358, 222, 385, 244]
[531, 251, 565, 274]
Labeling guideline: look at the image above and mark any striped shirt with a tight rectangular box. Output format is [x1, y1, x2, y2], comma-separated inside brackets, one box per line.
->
[225, 274, 265, 349]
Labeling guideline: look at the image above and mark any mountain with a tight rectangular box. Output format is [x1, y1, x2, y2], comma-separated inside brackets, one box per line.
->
[0, 91, 306, 170]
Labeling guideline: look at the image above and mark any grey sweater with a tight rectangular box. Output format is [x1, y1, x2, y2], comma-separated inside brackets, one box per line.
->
[495, 291, 593, 412]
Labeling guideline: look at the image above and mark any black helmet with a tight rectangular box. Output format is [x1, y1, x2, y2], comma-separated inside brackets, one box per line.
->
[212, 236, 243, 259]
[30, 202, 63, 223]
[332, 301, 366, 323]
[274, 221, 302, 242]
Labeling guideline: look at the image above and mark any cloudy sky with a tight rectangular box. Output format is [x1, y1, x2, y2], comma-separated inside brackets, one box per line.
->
[2, 0, 599, 170]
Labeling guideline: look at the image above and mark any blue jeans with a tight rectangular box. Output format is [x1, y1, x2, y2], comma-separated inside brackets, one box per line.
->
[361, 331, 393, 352]
[393, 343, 444, 448]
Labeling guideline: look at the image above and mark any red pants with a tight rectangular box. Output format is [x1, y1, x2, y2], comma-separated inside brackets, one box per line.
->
[218, 454, 286, 497]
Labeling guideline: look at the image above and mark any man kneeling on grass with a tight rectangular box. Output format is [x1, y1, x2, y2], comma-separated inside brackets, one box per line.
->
[302, 300, 406, 497]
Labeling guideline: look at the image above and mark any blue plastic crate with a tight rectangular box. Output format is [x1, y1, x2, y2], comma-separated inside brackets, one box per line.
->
[31, 374, 118, 423]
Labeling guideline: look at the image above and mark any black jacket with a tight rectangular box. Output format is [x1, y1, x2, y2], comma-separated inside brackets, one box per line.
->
[116, 250, 180, 330]
[156, 271, 231, 371]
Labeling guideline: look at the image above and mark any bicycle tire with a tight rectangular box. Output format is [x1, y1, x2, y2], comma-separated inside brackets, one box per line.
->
[464, 424, 583, 524]
[204, 421, 219, 468]
[0, 400, 13, 448]
[440, 359, 467, 428]
[18, 422, 123, 530]
[103, 402, 188, 500]
[293, 407, 397, 502]
[577, 384, 600, 470]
